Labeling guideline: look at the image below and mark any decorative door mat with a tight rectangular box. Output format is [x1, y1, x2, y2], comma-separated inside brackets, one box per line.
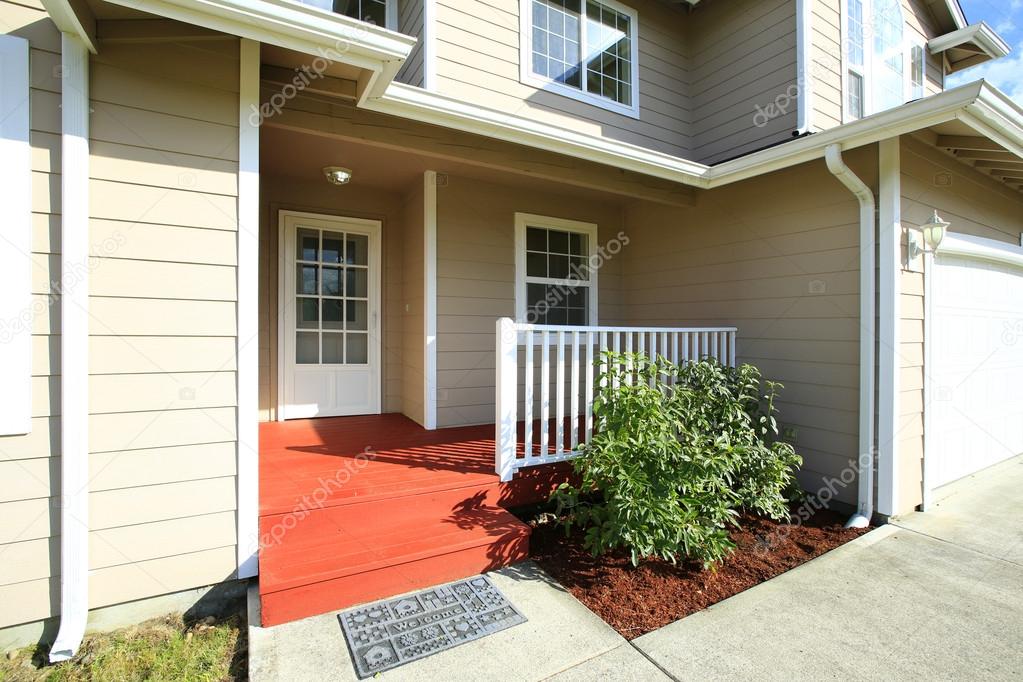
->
[338, 575, 526, 678]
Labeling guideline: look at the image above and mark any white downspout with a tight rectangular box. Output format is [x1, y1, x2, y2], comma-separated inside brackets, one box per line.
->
[49, 33, 90, 663]
[825, 144, 875, 529]
[795, 0, 814, 135]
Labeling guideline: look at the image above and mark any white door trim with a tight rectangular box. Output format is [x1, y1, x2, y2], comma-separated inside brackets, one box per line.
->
[276, 210, 383, 420]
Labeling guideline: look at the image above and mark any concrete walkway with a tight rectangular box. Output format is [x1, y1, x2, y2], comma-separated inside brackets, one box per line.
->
[629, 455, 1023, 680]
[249, 455, 1023, 681]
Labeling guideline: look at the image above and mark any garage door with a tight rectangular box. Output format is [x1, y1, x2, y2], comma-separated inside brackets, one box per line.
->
[931, 238, 1023, 488]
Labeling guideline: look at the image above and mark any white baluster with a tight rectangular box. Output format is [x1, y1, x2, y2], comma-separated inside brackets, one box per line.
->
[729, 331, 737, 367]
[523, 328, 533, 458]
[585, 330, 595, 443]
[570, 331, 580, 451]
[681, 331, 689, 365]
[540, 330, 550, 457]
[625, 331, 633, 386]
[556, 331, 565, 455]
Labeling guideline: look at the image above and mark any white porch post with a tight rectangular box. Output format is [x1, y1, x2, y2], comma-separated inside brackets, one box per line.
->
[495, 317, 518, 482]
[424, 171, 438, 430]
[877, 137, 901, 517]
[236, 38, 260, 579]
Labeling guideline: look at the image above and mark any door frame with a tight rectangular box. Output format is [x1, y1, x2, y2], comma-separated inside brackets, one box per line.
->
[276, 209, 383, 421]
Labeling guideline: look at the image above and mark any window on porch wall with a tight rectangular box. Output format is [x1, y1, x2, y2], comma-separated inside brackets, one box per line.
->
[515, 213, 599, 326]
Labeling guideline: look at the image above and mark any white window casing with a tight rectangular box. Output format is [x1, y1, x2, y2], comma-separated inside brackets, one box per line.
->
[514, 213, 599, 326]
[842, 0, 928, 122]
[519, 0, 640, 118]
[301, 0, 398, 30]
[0, 36, 31, 436]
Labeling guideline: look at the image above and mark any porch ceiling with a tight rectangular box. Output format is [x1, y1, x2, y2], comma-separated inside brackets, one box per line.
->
[260, 126, 638, 205]
[920, 120, 1023, 194]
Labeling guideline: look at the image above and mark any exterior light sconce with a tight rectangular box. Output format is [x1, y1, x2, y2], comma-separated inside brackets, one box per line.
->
[908, 210, 950, 268]
[323, 166, 353, 185]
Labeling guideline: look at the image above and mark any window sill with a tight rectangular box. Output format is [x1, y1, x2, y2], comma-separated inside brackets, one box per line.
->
[520, 73, 641, 120]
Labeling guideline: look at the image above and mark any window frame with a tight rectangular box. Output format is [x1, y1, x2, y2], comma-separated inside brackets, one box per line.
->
[907, 37, 926, 101]
[304, 0, 398, 31]
[841, 0, 926, 122]
[519, 0, 641, 119]
[514, 213, 599, 326]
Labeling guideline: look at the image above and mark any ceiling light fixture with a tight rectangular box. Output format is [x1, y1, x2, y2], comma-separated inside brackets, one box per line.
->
[323, 166, 353, 185]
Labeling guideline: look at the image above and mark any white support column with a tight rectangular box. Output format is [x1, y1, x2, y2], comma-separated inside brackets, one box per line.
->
[877, 138, 901, 517]
[236, 38, 260, 579]
[423, 171, 438, 429]
[0, 36, 31, 437]
[50, 33, 89, 664]
[495, 318, 518, 481]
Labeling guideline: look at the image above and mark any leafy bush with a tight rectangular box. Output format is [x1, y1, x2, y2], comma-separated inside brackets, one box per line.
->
[551, 352, 802, 567]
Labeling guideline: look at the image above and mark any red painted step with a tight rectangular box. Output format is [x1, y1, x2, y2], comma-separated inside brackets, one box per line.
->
[258, 488, 531, 627]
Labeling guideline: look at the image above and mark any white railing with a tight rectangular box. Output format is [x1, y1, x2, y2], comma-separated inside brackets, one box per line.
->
[495, 318, 738, 481]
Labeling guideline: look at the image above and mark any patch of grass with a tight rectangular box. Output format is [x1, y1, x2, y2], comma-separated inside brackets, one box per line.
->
[0, 614, 246, 682]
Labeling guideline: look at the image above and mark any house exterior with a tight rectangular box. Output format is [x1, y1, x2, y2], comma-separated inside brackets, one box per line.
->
[1, 0, 1022, 657]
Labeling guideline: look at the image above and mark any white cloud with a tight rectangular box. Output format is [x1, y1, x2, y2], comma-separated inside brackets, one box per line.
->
[946, 43, 1023, 106]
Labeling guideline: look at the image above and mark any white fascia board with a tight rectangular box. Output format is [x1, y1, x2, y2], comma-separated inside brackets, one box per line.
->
[368, 81, 1023, 194]
[40, 0, 97, 53]
[103, 0, 415, 97]
[928, 22, 1010, 60]
[939, 232, 1023, 269]
[365, 83, 712, 188]
[706, 81, 991, 186]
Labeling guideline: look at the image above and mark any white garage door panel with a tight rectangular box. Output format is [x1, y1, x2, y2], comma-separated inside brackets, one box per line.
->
[932, 253, 1023, 488]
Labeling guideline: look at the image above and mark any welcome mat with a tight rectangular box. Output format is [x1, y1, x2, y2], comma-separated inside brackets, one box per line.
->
[337, 575, 526, 678]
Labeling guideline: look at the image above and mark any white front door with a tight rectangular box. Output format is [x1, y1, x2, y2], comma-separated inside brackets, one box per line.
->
[279, 211, 381, 419]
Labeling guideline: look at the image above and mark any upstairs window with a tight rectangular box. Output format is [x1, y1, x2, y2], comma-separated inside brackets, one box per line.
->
[521, 0, 640, 118]
[844, 0, 922, 120]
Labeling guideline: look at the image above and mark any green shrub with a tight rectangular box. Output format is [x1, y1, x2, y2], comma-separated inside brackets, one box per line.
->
[550, 352, 802, 568]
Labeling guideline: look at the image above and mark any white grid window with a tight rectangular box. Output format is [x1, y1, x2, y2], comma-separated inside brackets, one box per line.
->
[910, 42, 925, 99]
[515, 214, 599, 326]
[522, 0, 639, 117]
[844, 0, 923, 120]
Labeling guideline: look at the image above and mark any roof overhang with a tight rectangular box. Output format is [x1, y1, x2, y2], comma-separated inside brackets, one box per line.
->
[98, 0, 416, 102]
[41, 0, 98, 52]
[364, 79, 1023, 193]
[928, 22, 1011, 74]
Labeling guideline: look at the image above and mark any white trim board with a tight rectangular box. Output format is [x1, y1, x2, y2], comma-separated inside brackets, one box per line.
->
[877, 137, 901, 517]
[0, 36, 32, 437]
[236, 38, 260, 580]
[423, 171, 437, 430]
[937, 231, 1023, 268]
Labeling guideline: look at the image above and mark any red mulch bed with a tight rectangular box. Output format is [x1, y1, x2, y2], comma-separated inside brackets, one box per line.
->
[527, 508, 869, 639]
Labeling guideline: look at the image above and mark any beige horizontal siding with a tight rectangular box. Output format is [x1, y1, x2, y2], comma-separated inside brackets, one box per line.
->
[811, 0, 843, 129]
[435, 175, 625, 428]
[688, 0, 798, 163]
[0, 0, 64, 628]
[0, 26, 243, 629]
[620, 147, 878, 506]
[433, 0, 692, 157]
[395, 0, 425, 87]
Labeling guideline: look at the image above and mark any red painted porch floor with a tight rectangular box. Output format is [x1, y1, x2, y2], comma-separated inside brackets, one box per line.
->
[258, 414, 570, 627]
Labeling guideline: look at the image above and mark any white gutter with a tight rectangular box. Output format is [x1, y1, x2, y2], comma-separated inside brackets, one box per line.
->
[795, 0, 813, 134]
[50, 33, 90, 663]
[824, 144, 875, 529]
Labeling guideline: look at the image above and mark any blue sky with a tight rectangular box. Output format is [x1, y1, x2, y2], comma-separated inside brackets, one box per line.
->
[947, 0, 1023, 103]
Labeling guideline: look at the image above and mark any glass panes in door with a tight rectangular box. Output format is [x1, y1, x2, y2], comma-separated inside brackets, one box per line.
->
[295, 227, 370, 365]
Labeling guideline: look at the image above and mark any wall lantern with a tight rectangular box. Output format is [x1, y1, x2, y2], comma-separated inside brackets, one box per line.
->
[909, 210, 950, 261]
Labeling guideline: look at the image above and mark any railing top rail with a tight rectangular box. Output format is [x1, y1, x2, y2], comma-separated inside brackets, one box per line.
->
[503, 321, 738, 334]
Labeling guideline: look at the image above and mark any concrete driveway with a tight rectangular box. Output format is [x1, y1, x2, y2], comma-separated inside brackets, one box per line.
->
[629, 455, 1023, 680]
